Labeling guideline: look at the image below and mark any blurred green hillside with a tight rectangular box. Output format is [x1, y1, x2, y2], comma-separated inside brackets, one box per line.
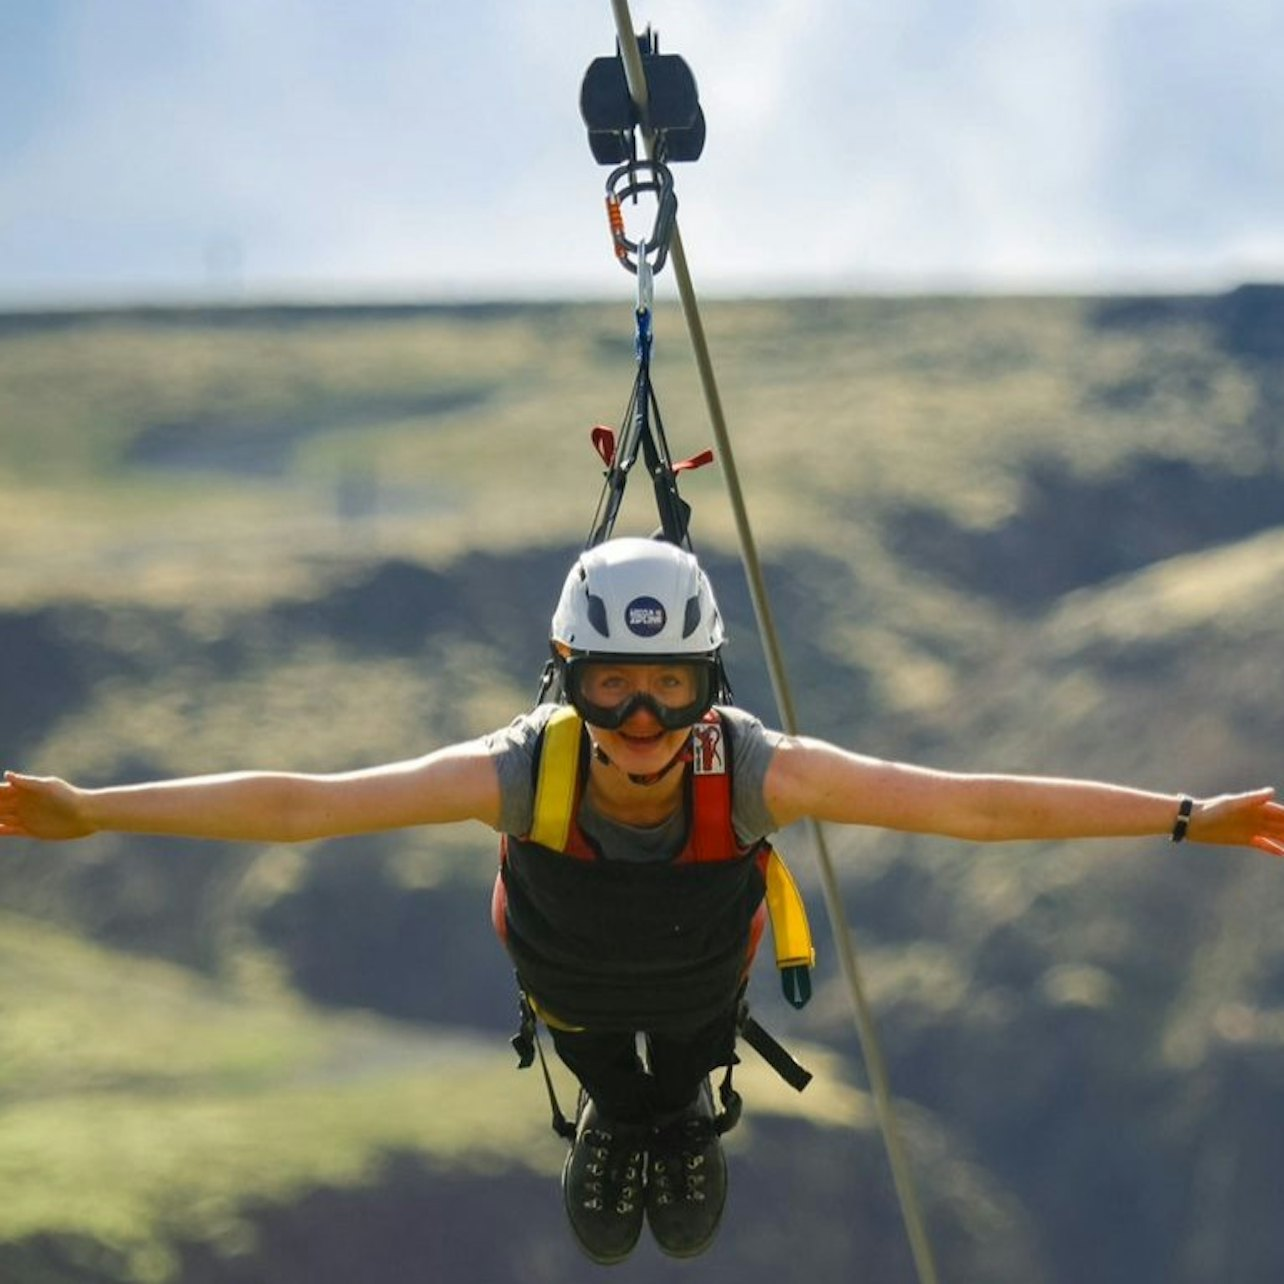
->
[1, 289, 1283, 1283]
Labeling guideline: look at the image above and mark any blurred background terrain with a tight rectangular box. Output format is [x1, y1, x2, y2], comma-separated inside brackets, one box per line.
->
[2, 287, 1283, 1283]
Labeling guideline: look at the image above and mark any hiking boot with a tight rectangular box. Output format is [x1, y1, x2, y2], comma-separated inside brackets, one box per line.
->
[562, 1096, 647, 1265]
[645, 1080, 728, 1258]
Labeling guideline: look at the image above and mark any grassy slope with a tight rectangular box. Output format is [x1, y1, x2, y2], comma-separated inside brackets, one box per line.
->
[2, 295, 1282, 1281]
[0, 297, 1262, 590]
[0, 910, 548, 1279]
[0, 910, 883, 1282]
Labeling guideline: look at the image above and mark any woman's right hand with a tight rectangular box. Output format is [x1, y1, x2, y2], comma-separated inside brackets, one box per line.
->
[0, 772, 95, 841]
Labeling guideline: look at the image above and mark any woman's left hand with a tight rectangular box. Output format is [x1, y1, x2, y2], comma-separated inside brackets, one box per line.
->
[1189, 788, 1284, 855]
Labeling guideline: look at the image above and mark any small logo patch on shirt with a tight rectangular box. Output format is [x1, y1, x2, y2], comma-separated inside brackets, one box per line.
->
[691, 723, 726, 775]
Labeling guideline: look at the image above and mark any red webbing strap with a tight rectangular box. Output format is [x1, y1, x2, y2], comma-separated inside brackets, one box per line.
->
[591, 425, 617, 467]
[588, 426, 712, 475]
[672, 448, 714, 473]
[687, 711, 733, 863]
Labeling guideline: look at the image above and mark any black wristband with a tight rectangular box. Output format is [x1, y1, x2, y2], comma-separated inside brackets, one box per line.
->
[1171, 795, 1195, 843]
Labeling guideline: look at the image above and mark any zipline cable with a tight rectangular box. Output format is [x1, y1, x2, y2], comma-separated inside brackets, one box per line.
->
[605, 5, 943, 1282]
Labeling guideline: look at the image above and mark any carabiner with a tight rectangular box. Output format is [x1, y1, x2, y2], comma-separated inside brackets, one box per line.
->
[604, 159, 677, 276]
[636, 251, 655, 319]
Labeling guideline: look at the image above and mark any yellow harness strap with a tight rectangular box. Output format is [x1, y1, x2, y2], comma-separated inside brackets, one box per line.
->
[527, 707, 815, 1003]
[764, 847, 815, 972]
[529, 706, 583, 851]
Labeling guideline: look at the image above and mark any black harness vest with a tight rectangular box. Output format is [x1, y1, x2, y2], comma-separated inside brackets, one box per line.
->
[496, 715, 768, 1032]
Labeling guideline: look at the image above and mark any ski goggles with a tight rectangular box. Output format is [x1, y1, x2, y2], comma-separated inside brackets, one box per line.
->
[562, 656, 719, 731]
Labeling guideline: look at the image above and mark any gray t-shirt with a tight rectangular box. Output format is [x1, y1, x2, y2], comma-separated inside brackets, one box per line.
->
[483, 704, 784, 860]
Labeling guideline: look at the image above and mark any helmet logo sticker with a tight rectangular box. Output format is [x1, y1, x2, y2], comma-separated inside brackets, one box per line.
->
[625, 596, 667, 637]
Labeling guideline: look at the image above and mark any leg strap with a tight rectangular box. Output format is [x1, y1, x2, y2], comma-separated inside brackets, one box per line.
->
[512, 991, 577, 1142]
[736, 1001, 813, 1092]
[714, 1062, 743, 1135]
[510, 989, 812, 1141]
[708, 998, 815, 1137]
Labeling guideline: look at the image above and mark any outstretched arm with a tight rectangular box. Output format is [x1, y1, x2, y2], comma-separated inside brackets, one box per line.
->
[0, 740, 502, 844]
[764, 736, 1284, 855]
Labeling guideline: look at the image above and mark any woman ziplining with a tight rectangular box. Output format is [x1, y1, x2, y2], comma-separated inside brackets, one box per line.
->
[6, 19, 1284, 1274]
[3, 535, 1283, 1264]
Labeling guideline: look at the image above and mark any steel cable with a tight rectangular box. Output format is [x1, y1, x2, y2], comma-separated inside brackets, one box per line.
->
[604, 4, 943, 1280]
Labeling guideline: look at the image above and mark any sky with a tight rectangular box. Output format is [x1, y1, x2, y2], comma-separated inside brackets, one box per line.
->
[3, 0, 1283, 307]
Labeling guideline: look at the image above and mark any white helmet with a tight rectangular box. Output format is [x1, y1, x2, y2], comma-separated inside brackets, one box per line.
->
[550, 537, 726, 659]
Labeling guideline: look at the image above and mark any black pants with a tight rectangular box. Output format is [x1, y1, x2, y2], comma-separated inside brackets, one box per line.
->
[550, 1006, 738, 1126]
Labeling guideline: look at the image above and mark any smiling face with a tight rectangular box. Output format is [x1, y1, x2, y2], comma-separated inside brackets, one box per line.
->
[588, 698, 692, 777]
[572, 661, 705, 778]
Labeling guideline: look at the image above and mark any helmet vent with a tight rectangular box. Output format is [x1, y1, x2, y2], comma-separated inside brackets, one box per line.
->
[682, 594, 702, 639]
[586, 592, 610, 638]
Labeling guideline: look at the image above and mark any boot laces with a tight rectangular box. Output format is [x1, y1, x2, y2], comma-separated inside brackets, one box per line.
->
[579, 1126, 644, 1213]
[649, 1116, 715, 1206]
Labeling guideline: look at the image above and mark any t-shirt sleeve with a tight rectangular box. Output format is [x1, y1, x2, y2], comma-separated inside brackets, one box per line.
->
[723, 706, 787, 843]
[480, 705, 556, 836]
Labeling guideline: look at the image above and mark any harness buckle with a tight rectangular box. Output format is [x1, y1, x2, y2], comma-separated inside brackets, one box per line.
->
[511, 993, 537, 1069]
